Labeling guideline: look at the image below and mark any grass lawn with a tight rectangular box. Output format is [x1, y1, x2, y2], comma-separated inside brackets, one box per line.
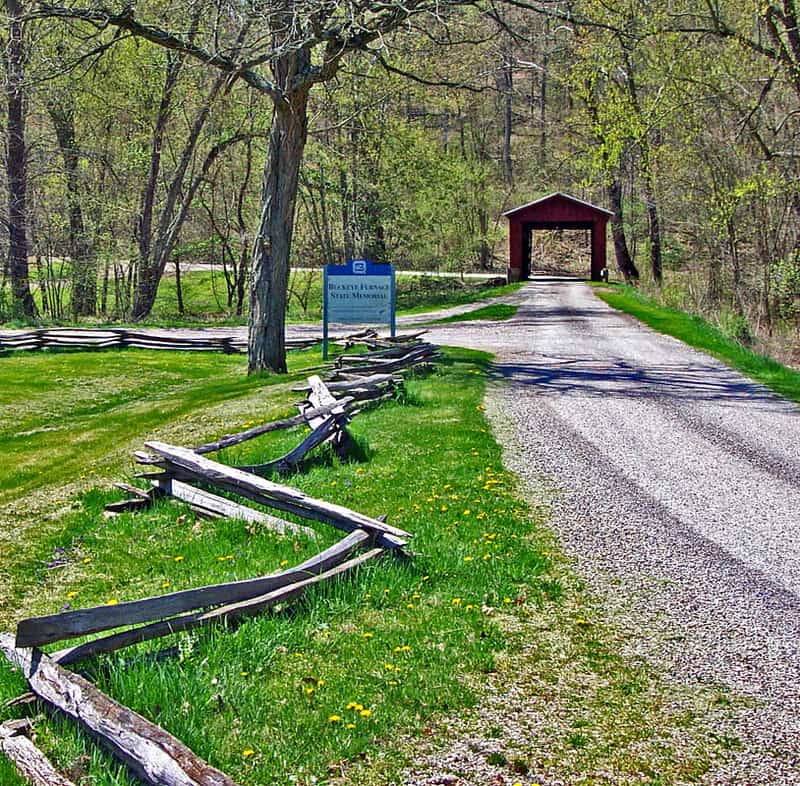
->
[594, 284, 800, 405]
[0, 346, 718, 785]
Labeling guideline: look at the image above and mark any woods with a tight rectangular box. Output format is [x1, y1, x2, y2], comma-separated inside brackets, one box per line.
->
[1, 1, 800, 367]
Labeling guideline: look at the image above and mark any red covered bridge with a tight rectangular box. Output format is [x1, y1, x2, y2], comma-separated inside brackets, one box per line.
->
[504, 192, 613, 282]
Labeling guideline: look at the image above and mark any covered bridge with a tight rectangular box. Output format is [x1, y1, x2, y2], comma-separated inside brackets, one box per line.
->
[504, 192, 613, 282]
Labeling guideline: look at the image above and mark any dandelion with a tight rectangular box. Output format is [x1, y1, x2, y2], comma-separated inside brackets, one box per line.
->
[412, 593, 421, 600]
[304, 687, 315, 696]
[465, 604, 475, 611]
[503, 597, 512, 604]
[346, 702, 363, 711]
[241, 671, 249, 677]
[363, 632, 374, 639]
[463, 556, 473, 562]
[406, 603, 414, 609]
[106, 599, 118, 605]
[328, 715, 341, 723]
[385, 663, 395, 670]
[388, 679, 399, 686]
[242, 749, 255, 758]
[174, 556, 184, 563]
[279, 559, 289, 567]
[355, 468, 365, 474]
[346, 723, 356, 729]
[66, 591, 78, 598]
[393, 645, 411, 653]
[162, 581, 170, 589]
[316, 679, 325, 687]
[82, 557, 92, 564]
[440, 505, 448, 512]
[359, 709, 372, 718]
[422, 575, 430, 581]
[452, 597, 462, 606]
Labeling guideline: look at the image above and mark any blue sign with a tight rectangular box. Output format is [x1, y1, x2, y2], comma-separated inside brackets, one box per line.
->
[323, 259, 396, 358]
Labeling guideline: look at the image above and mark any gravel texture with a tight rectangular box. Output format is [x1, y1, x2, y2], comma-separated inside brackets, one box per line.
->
[406, 278, 800, 785]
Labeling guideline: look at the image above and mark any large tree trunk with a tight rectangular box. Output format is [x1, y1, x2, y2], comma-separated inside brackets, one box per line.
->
[248, 89, 309, 374]
[49, 102, 95, 316]
[606, 179, 639, 281]
[5, 0, 36, 318]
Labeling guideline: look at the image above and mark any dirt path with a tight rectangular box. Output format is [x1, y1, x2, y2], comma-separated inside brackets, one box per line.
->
[411, 277, 800, 785]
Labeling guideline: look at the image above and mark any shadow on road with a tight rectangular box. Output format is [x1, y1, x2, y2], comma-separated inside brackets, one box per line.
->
[490, 358, 790, 407]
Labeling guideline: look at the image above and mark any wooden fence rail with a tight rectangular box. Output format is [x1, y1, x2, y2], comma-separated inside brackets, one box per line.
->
[0, 328, 322, 355]
[0, 634, 240, 786]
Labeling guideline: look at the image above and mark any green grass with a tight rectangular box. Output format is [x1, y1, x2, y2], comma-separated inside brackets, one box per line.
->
[423, 304, 518, 325]
[0, 347, 719, 785]
[594, 284, 800, 405]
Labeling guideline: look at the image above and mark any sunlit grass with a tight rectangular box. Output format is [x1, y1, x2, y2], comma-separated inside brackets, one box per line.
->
[0, 347, 719, 785]
[0, 349, 561, 785]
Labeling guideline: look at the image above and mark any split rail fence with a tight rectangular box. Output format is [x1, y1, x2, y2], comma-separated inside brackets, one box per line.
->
[0, 327, 395, 355]
[1, 332, 440, 786]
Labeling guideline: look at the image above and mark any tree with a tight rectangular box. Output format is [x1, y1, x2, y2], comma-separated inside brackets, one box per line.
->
[40, 0, 482, 372]
[5, 0, 37, 317]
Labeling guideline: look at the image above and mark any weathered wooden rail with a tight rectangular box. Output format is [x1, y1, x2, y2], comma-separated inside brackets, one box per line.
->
[0, 634, 240, 786]
[0, 328, 385, 355]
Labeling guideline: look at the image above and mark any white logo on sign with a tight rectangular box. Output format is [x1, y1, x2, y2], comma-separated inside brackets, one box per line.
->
[352, 260, 367, 274]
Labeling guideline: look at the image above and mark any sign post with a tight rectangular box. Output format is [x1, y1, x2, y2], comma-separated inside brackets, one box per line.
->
[323, 260, 396, 359]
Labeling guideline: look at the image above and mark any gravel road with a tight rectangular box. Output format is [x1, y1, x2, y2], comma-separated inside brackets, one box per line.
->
[420, 277, 800, 785]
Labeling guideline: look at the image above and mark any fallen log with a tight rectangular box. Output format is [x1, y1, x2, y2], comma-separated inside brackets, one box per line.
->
[0, 634, 239, 786]
[143, 442, 409, 550]
[152, 479, 316, 538]
[0, 719, 77, 786]
[52, 545, 383, 666]
[16, 530, 368, 649]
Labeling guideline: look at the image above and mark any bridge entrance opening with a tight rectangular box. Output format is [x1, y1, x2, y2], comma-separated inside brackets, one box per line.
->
[504, 193, 612, 282]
